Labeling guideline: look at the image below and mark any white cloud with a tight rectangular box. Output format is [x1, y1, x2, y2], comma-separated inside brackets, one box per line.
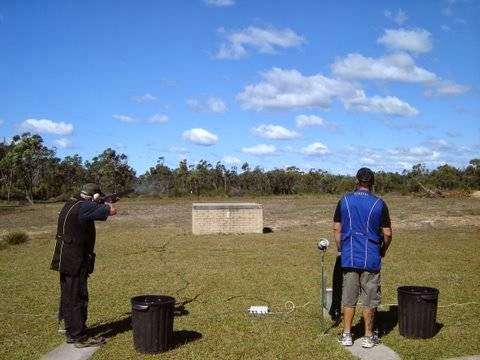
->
[388, 146, 440, 161]
[187, 97, 228, 113]
[342, 139, 478, 171]
[394, 9, 408, 25]
[361, 156, 380, 165]
[112, 114, 135, 123]
[148, 114, 169, 123]
[425, 138, 450, 151]
[332, 53, 468, 98]
[442, 6, 453, 16]
[300, 142, 330, 156]
[216, 26, 305, 59]
[251, 124, 299, 140]
[169, 145, 189, 156]
[132, 93, 156, 103]
[207, 97, 228, 113]
[241, 144, 276, 155]
[296, 114, 339, 131]
[20, 118, 74, 135]
[344, 145, 445, 171]
[385, 9, 409, 25]
[187, 99, 202, 112]
[377, 28, 433, 54]
[182, 128, 218, 146]
[441, 24, 451, 31]
[54, 138, 72, 148]
[237, 67, 356, 110]
[295, 114, 325, 128]
[0, 119, 4, 126]
[237, 67, 416, 117]
[204, 0, 235, 6]
[332, 52, 437, 83]
[425, 81, 470, 96]
[222, 155, 241, 165]
[345, 90, 419, 117]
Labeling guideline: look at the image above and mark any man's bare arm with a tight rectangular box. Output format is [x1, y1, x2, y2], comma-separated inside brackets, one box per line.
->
[333, 222, 341, 251]
[381, 227, 392, 257]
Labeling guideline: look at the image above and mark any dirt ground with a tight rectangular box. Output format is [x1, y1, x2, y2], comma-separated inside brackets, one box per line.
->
[113, 194, 480, 231]
[1, 194, 479, 238]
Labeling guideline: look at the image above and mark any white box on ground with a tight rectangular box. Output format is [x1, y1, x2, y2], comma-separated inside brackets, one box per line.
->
[248, 305, 269, 315]
[192, 203, 263, 235]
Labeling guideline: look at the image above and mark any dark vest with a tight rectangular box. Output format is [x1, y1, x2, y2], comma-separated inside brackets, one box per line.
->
[50, 199, 96, 275]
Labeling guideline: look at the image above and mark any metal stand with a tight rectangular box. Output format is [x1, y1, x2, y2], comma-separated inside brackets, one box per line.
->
[320, 251, 325, 310]
[316, 238, 330, 330]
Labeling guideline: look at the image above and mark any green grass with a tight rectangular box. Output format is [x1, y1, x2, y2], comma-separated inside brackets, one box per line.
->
[0, 195, 479, 359]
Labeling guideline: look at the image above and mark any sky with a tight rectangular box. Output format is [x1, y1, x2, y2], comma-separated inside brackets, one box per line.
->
[1, 0, 479, 175]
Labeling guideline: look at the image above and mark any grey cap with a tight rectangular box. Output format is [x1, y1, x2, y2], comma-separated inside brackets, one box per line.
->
[81, 183, 104, 197]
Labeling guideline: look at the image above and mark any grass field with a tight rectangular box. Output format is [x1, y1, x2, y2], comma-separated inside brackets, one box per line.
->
[1, 195, 479, 359]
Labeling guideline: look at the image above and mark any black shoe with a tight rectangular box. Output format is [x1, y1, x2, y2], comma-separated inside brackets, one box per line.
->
[73, 336, 106, 348]
[66, 334, 87, 344]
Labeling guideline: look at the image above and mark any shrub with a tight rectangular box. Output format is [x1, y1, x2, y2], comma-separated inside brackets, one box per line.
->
[3, 231, 30, 245]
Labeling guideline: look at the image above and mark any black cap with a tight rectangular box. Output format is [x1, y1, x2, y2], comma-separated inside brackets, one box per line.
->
[81, 183, 104, 197]
[356, 167, 374, 184]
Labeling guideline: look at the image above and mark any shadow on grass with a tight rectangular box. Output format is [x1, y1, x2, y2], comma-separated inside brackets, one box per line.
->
[87, 315, 201, 352]
[432, 322, 443, 337]
[351, 305, 399, 339]
[169, 330, 202, 350]
[87, 306, 199, 342]
[263, 226, 273, 233]
[174, 304, 190, 316]
[87, 315, 132, 339]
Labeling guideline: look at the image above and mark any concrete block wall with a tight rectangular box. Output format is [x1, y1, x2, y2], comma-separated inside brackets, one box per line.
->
[192, 203, 263, 235]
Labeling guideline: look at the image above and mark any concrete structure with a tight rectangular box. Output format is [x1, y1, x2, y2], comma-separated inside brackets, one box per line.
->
[41, 343, 100, 360]
[192, 203, 263, 235]
[344, 339, 400, 360]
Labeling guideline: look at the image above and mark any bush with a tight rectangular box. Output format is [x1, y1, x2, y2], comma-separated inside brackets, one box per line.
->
[3, 231, 30, 245]
[0, 239, 7, 250]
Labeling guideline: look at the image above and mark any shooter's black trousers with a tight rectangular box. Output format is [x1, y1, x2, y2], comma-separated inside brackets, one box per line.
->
[60, 271, 89, 340]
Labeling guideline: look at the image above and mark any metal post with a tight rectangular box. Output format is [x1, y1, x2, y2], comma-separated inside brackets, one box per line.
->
[320, 251, 325, 322]
[317, 238, 330, 329]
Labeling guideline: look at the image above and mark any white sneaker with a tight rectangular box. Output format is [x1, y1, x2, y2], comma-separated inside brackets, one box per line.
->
[58, 320, 66, 334]
[361, 335, 379, 348]
[338, 333, 353, 346]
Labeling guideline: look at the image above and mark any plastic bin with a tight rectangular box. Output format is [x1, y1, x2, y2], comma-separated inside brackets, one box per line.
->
[397, 286, 439, 339]
[131, 295, 176, 353]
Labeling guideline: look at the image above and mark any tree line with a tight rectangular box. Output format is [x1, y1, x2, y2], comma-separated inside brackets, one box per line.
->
[0, 133, 479, 203]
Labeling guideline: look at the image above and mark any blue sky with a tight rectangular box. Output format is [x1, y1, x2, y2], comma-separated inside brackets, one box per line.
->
[1, 0, 479, 175]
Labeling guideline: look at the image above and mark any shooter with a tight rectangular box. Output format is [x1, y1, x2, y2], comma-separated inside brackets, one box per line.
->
[50, 183, 127, 347]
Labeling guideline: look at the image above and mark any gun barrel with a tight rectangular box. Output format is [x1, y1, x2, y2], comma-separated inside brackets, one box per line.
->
[101, 189, 134, 203]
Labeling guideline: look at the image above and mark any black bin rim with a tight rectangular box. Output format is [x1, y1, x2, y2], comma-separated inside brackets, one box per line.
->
[131, 294, 176, 307]
[397, 286, 439, 296]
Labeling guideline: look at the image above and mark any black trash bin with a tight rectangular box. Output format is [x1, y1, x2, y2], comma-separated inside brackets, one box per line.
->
[131, 295, 176, 353]
[397, 286, 439, 339]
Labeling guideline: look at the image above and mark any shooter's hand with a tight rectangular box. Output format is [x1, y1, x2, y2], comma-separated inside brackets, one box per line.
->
[106, 202, 117, 216]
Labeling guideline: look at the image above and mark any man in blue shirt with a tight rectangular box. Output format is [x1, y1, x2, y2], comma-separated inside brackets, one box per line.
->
[51, 183, 117, 347]
[333, 168, 392, 348]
